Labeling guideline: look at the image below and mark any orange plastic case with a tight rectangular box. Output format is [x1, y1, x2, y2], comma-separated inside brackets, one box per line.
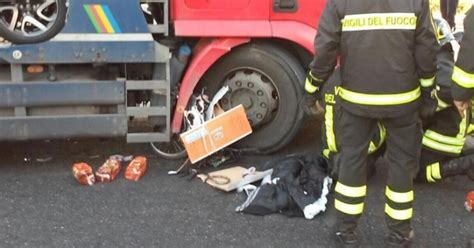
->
[466, 191, 474, 212]
[95, 159, 121, 183]
[124, 156, 148, 181]
[72, 163, 95, 186]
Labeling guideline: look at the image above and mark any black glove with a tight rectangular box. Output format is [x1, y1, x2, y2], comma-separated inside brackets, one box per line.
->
[419, 87, 438, 124]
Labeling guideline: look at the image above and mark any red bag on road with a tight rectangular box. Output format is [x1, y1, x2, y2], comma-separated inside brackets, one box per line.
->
[466, 191, 474, 212]
[95, 159, 121, 183]
[125, 156, 148, 181]
[72, 163, 95, 186]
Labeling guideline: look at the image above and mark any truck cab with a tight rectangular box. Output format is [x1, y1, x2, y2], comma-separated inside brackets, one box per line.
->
[0, 0, 325, 157]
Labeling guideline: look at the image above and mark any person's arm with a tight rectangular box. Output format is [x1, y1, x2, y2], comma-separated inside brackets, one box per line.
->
[305, 0, 341, 94]
[452, 8, 474, 117]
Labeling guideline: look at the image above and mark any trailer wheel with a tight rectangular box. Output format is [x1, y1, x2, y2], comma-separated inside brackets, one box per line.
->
[199, 42, 305, 154]
[0, 0, 67, 44]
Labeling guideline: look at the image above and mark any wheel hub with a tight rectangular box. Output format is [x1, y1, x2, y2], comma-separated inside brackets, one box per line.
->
[220, 69, 278, 128]
[0, 0, 58, 37]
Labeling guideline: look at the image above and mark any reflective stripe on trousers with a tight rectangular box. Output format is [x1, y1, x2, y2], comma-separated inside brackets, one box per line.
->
[385, 187, 414, 221]
[335, 182, 366, 215]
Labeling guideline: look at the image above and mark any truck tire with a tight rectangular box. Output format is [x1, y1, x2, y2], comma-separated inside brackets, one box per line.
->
[199, 42, 305, 154]
[0, 0, 67, 44]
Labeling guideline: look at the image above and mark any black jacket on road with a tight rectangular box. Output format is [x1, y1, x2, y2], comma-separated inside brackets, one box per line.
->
[309, 0, 438, 118]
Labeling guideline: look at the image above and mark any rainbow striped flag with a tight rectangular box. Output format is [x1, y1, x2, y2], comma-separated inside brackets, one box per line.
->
[83, 4, 122, 33]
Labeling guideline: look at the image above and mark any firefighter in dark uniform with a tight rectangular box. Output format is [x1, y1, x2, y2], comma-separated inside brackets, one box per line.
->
[420, 15, 474, 182]
[306, 0, 438, 246]
[451, 8, 474, 118]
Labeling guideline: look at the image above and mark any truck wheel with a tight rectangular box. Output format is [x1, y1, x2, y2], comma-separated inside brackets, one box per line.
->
[199, 42, 305, 154]
[0, 0, 67, 44]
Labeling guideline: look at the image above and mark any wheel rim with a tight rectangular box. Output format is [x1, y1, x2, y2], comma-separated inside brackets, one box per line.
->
[219, 68, 279, 128]
[0, 0, 59, 37]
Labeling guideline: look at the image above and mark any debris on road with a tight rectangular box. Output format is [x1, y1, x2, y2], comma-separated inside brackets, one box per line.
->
[235, 153, 332, 220]
[180, 104, 252, 164]
[95, 159, 121, 183]
[109, 154, 134, 162]
[72, 163, 95, 186]
[36, 156, 53, 163]
[466, 191, 474, 212]
[196, 166, 272, 192]
[168, 158, 190, 175]
[125, 156, 148, 181]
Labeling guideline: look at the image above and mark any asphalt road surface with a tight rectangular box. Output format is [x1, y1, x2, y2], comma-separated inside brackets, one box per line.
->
[0, 118, 473, 248]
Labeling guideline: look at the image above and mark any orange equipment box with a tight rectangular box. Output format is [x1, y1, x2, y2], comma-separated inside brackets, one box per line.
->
[180, 105, 252, 164]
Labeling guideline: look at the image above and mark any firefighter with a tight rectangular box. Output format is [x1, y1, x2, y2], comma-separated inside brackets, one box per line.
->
[306, 0, 438, 247]
[451, 8, 474, 118]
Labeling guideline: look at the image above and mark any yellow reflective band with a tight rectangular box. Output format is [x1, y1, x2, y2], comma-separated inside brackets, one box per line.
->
[323, 149, 330, 159]
[424, 130, 465, 146]
[420, 77, 435, 87]
[369, 122, 386, 154]
[422, 136, 463, 154]
[426, 165, 436, 183]
[325, 93, 336, 104]
[335, 182, 367, 198]
[435, 91, 450, 111]
[309, 71, 323, 82]
[368, 141, 377, 154]
[385, 187, 414, 203]
[378, 122, 387, 144]
[384, 204, 413, 220]
[338, 87, 421, 106]
[431, 163, 442, 180]
[430, 12, 439, 40]
[452, 66, 474, 88]
[325, 105, 337, 153]
[436, 26, 446, 41]
[335, 199, 364, 215]
[468, 124, 474, 135]
[457, 112, 468, 139]
[305, 78, 319, 94]
[341, 13, 417, 32]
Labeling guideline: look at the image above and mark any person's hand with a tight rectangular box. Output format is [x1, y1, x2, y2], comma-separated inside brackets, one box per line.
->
[453, 100, 470, 118]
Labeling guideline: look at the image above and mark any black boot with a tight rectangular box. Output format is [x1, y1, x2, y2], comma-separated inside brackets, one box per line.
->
[335, 231, 360, 248]
[385, 230, 414, 248]
[441, 154, 474, 180]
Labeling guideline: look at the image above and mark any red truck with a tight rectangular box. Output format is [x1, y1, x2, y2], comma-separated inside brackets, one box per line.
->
[0, 0, 324, 158]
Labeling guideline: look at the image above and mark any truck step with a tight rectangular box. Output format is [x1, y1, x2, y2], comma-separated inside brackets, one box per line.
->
[127, 106, 167, 117]
[127, 133, 169, 143]
[126, 80, 168, 91]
